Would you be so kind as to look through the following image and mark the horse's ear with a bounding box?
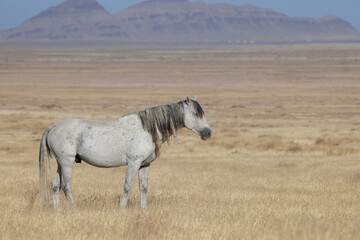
[193,95,198,101]
[185,96,190,104]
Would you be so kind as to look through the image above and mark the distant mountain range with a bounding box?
[1,0,359,44]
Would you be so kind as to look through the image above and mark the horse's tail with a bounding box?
[39,126,54,205]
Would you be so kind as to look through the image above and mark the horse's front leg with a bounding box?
[138,164,150,209]
[120,160,142,207]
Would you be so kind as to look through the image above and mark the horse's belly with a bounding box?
[81,156,127,168]
[77,143,127,168]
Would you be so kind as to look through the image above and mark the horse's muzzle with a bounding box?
[200,128,212,140]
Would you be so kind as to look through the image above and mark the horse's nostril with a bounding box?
[200,129,211,139]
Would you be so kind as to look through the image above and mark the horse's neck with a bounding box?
[156,124,184,144]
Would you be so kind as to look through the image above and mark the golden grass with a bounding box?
[1,44,360,239]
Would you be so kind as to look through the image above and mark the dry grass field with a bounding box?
[1,43,360,239]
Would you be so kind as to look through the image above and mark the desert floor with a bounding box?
[0,43,360,239]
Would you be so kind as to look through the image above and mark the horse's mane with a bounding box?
[137,101,185,157]
[191,100,204,118]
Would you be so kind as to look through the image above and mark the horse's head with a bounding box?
[183,96,211,140]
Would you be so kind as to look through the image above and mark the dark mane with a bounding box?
[191,100,204,118]
[136,101,185,157]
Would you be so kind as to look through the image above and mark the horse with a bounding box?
[39,96,211,208]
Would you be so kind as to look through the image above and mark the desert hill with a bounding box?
[1,0,359,43]
[1,0,124,40]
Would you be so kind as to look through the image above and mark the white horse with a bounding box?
[39,97,211,208]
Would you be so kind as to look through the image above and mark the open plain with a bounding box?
[0,43,360,239]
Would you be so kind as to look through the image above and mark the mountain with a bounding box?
[1,0,125,40]
[0,0,359,43]
[114,0,359,43]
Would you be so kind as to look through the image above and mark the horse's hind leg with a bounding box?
[51,163,61,207]
[60,160,76,207]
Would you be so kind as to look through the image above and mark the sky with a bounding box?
[0,0,359,31]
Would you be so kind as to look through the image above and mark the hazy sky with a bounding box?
[0,0,359,31]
